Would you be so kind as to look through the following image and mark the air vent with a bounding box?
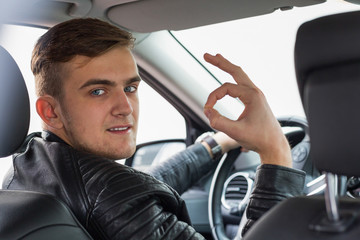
[222,172,253,210]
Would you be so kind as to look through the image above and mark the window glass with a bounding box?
[172,1,360,118]
[137,81,186,144]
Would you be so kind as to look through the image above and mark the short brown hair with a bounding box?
[31,18,135,99]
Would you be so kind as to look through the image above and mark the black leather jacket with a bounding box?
[3,131,305,239]
[242,164,305,237]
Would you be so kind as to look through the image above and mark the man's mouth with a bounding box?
[107,125,132,134]
[108,127,129,131]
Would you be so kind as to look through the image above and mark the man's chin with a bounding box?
[105,148,136,160]
[71,139,137,160]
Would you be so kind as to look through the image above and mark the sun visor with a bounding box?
[1,0,325,32]
[108,0,326,32]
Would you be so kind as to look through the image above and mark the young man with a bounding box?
[3,18,305,239]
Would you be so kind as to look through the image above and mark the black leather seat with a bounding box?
[244,10,360,240]
[0,46,92,240]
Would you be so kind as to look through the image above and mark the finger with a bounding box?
[204,107,242,134]
[204,53,237,75]
[241,147,249,153]
[204,53,252,84]
[205,83,234,108]
[205,82,249,108]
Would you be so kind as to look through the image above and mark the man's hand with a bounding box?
[203,53,292,167]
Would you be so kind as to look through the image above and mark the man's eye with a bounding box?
[124,86,137,93]
[91,89,105,96]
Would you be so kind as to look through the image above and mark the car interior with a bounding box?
[1,0,360,239]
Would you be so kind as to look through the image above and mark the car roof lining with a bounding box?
[108,0,326,32]
[4,0,326,32]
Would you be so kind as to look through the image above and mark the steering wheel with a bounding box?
[208,116,311,240]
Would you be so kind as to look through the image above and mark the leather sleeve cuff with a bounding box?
[253,164,306,198]
[242,164,306,237]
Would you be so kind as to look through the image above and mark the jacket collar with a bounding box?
[16,131,67,154]
[41,130,68,145]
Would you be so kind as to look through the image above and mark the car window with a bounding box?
[171,1,360,119]
[0,24,186,179]
[137,82,186,144]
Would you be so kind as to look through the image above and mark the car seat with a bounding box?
[0,45,93,240]
[244,10,360,240]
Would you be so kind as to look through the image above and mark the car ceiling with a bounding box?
[1,0,329,32]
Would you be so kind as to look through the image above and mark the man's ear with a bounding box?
[36,95,64,129]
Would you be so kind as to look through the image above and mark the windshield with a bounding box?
[172,0,360,118]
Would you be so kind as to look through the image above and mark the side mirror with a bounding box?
[126,140,186,172]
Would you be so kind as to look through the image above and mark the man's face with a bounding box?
[56,46,140,159]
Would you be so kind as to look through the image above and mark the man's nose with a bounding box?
[111,91,133,116]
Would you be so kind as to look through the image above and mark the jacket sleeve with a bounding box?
[241,164,305,237]
[145,143,216,195]
[86,166,206,240]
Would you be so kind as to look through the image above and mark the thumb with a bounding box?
[204,106,238,134]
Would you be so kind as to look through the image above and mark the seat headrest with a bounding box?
[295,11,360,177]
[0,46,30,157]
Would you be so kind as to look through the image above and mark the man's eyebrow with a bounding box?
[126,76,142,85]
[79,76,141,90]
[79,79,116,90]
